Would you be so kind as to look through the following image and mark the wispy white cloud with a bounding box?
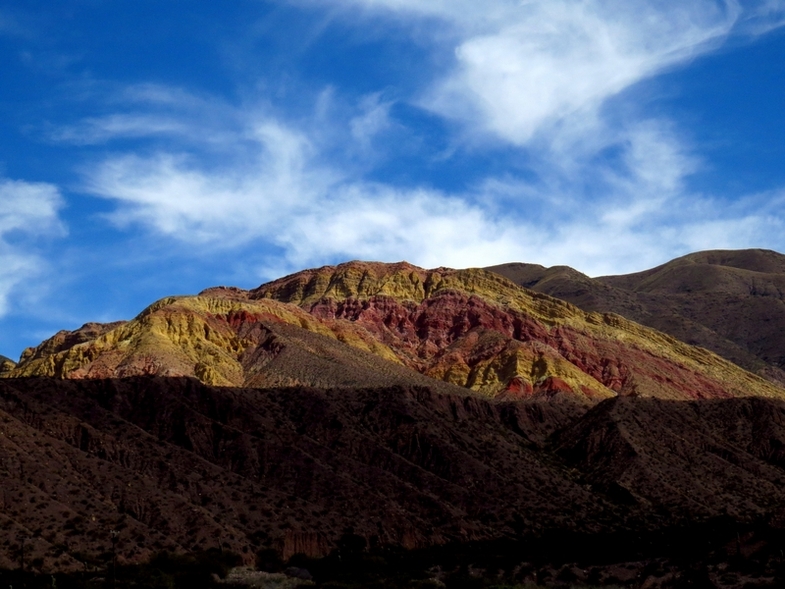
[80,96,785,278]
[48,83,245,147]
[73,1,785,278]
[86,121,335,247]
[350,93,394,149]
[734,0,785,34]
[433,3,735,145]
[0,179,64,316]
[300,0,784,146]
[83,112,521,270]
[51,114,192,145]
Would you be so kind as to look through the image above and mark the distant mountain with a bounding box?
[4,260,783,403]
[488,248,785,386]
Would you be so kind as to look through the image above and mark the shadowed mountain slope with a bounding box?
[3,260,784,403]
[0,377,613,571]
[488,248,785,386]
[553,395,785,525]
[4,377,785,575]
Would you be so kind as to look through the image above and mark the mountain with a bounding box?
[488,248,785,386]
[5,376,785,578]
[0,355,14,372]
[4,254,785,579]
[3,261,784,403]
[1,293,463,395]
[554,395,785,521]
[0,376,610,571]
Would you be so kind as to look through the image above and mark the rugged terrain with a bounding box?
[3,251,785,586]
[4,377,785,577]
[488,248,785,386]
[3,261,783,404]
[0,376,606,570]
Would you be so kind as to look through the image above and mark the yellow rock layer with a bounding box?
[255,262,785,400]
[6,261,785,401]
[4,296,402,388]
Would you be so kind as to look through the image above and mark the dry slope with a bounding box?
[488,248,785,386]
[4,260,784,402]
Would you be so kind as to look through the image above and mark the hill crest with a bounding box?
[4,259,784,403]
[489,248,785,386]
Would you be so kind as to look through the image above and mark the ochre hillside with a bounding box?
[4,260,784,403]
[2,295,460,394]
[489,248,785,386]
[249,261,785,400]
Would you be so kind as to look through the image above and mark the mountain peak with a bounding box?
[4,255,785,403]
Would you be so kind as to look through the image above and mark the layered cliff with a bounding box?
[249,261,785,400]
[5,260,784,403]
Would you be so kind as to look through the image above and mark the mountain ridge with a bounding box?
[488,248,785,386]
[3,250,785,581]
[3,259,784,403]
[5,376,785,574]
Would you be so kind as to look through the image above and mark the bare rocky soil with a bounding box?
[3,376,785,587]
[489,248,785,386]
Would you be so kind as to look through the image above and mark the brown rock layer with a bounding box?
[553,395,785,522]
[0,377,611,570]
[488,248,785,386]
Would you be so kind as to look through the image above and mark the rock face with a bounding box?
[0,355,14,373]
[3,295,463,395]
[250,261,785,401]
[488,248,785,386]
[4,260,785,403]
[553,395,785,522]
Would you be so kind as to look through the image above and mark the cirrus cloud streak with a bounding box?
[0,179,64,316]
[80,102,785,278]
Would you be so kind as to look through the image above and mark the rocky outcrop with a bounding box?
[553,395,785,521]
[0,377,614,570]
[3,296,461,395]
[4,260,785,403]
[252,261,785,401]
[0,354,15,373]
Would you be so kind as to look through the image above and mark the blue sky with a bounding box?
[1,0,785,359]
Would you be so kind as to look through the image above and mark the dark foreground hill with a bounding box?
[5,376,785,585]
[488,248,785,386]
[0,376,598,571]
